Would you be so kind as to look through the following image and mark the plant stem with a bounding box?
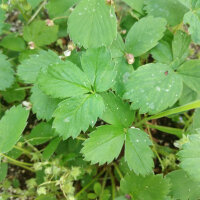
[100,171,108,200]
[112,162,123,179]
[15,86,33,91]
[76,136,86,141]
[75,168,106,198]
[14,145,32,157]
[108,167,115,200]
[6,160,35,172]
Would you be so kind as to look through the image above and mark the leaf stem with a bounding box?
[108,167,115,200]
[112,162,123,179]
[100,171,108,200]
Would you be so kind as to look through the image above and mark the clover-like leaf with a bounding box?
[178,60,200,93]
[67,0,117,48]
[0,53,14,91]
[23,20,58,47]
[81,125,125,165]
[0,105,29,153]
[81,47,116,92]
[37,61,91,99]
[122,0,145,14]
[125,127,154,175]
[53,94,105,139]
[101,92,134,128]
[167,169,200,200]
[144,0,188,26]
[120,173,170,200]
[124,63,183,114]
[125,16,167,57]
[178,132,200,182]
[30,85,60,121]
[17,50,62,84]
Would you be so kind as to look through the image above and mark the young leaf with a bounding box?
[120,173,170,200]
[178,133,200,181]
[167,169,200,200]
[123,63,183,114]
[30,85,60,121]
[178,60,200,93]
[25,122,56,146]
[125,16,167,57]
[0,105,29,153]
[0,163,8,182]
[67,0,117,48]
[81,125,125,165]
[122,0,145,14]
[17,50,62,84]
[23,20,58,47]
[81,47,116,92]
[144,0,188,26]
[184,10,200,44]
[101,92,134,128]
[125,127,154,175]
[37,62,91,99]
[53,94,105,139]
[0,53,14,91]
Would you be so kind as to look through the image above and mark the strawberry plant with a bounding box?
[0,0,200,199]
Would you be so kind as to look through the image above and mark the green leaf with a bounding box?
[0,163,8,182]
[27,0,43,9]
[0,34,26,52]
[37,61,91,98]
[0,53,15,91]
[120,173,170,200]
[144,0,188,26]
[81,47,116,92]
[101,92,134,128]
[0,8,5,34]
[53,94,105,139]
[46,0,79,18]
[122,0,145,14]
[125,16,167,57]
[178,132,200,181]
[67,0,117,48]
[151,40,173,64]
[81,125,125,165]
[178,60,200,93]
[123,63,183,114]
[30,85,60,121]
[172,30,191,65]
[189,108,200,133]
[42,137,61,160]
[167,169,200,200]
[17,49,62,84]
[1,83,26,103]
[0,105,29,153]
[125,127,154,175]
[184,10,200,44]
[23,20,58,47]
[25,122,56,145]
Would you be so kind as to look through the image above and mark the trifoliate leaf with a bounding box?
[1,83,26,103]
[17,49,62,84]
[81,125,125,165]
[0,163,8,182]
[101,92,134,128]
[144,0,188,26]
[113,57,134,97]
[122,0,145,14]
[53,94,105,139]
[120,173,170,200]
[125,127,154,175]
[177,60,200,93]
[172,30,191,65]
[184,10,200,44]
[46,0,79,18]
[125,16,167,57]
[0,53,14,91]
[25,122,56,145]
[123,63,183,114]
[23,20,58,47]
[67,0,117,48]
[167,169,200,200]
[81,47,116,92]
[0,34,26,52]
[178,133,200,181]
[30,85,60,121]
[0,105,29,153]
[151,40,173,64]
[37,61,91,99]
